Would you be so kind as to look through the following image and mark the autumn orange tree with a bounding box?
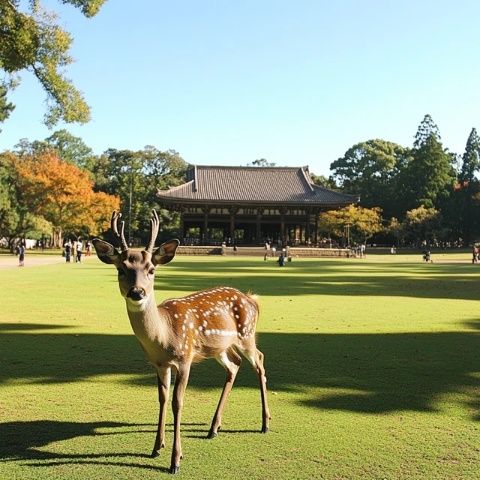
[13,151,119,246]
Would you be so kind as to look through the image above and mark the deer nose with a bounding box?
[127,287,146,301]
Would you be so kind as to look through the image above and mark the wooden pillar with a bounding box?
[256,208,263,242]
[179,209,184,240]
[314,210,319,245]
[203,206,209,244]
[280,207,286,241]
[229,207,236,243]
[305,209,310,243]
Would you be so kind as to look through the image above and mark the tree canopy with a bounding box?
[330,139,410,218]
[318,205,383,244]
[11,151,119,246]
[0,0,106,127]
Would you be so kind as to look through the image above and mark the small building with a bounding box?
[157,165,358,246]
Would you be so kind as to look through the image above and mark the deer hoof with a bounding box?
[261,426,269,434]
[150,449,160,458]
[207,430,218,439]
[169,465,180,474]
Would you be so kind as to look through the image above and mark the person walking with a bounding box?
[64,240,72,263]
[18,242,25,267]
[76,239,83,263]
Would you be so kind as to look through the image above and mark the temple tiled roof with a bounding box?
[158,165,358,206]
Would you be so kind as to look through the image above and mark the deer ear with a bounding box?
[152,239,179,266]
[92,238,119,265]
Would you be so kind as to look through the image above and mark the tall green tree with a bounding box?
[455,128,480,243]
[310,173,337,189]
[44,129,95,169]
[13,131,95,169]
[400,115,455,211]
[330,139,410,218]
[0,152,19,239]
[0,0,106,127]
[91,147,188,243]
[0,82,15,129]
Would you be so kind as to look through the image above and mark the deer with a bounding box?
[92,210,270,474]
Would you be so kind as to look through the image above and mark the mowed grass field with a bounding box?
[1,252,479,479]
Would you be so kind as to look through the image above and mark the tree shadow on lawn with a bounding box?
[152,262,480,301]
[1,324,479,420]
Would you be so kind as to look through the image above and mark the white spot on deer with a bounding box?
[189,322,194,329]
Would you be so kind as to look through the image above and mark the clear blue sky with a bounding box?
[1,0,479,175]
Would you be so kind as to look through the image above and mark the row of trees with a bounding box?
[1,115,478,249]
[329,115,480,246]
[0,130,188,248]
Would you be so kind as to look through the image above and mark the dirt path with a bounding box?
[0,253,96,269]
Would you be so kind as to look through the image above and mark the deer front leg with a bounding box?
[170,363,191,474]
[151,367,171,458]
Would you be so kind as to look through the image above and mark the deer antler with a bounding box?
[146,209,160,254]
[111,211,129,252]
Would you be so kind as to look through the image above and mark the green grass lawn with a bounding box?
[1,254,479,479]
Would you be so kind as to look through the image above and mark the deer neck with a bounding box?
[125,292,171,348]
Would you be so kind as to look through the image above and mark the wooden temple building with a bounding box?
[157,165,358,246]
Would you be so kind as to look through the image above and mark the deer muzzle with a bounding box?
[127,287,146,301]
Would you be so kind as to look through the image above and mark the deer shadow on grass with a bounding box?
[0,420,171,473]
[0,419,210,472]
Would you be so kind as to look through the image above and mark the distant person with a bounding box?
[277,252,285,266]
[85,240,92,256]
[472,246,478,264]
[264,241,270,261]
[18,243,25,267]
[64,240,72,263]
[422,250,431,262]
[76,239,83,263]
[390,245,396,254]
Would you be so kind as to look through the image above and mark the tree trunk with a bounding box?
[52,227,63,248]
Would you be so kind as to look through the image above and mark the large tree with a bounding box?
[318,205,383,245]
[400,115,455,211]
[44,129,95,169]
[0,0,106,127]
[13,151,119,246]
[330,139,410,218]
[0,152,19,239]
[0,82,15,128]
[401,206,443,246]
[455,128,480,243]
[91,146,188,243]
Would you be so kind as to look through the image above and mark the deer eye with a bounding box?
[148,267,156,276]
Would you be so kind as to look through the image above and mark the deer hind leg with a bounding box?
[208,348,242,439]
[240,344,271,433]
[151,367,171,458]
